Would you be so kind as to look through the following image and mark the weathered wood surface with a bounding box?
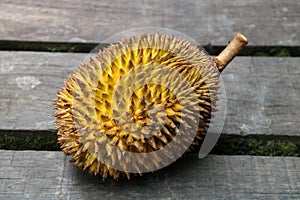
[0,150,299,199]
[0,0,299,46]
[0,51,299,136]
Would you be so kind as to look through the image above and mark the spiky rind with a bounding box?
[54,33,219,180]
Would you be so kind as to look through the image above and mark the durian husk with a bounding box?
[54,32,247,180]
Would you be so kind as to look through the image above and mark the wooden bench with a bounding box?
[1,0,299,199]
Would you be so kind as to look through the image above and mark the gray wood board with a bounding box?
[0,0,299,46]
[0,150,299,199]
[0,51,299,136]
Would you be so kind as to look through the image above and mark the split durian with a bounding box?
[54,32,248,180]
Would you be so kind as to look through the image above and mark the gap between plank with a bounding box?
[0,130,299,157]
[0,40,299,57]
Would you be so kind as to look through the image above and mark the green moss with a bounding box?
[252,48,291,57]
[68,46,76,52]
[273,48,290,57]
[0,134,59,151]
[47,47,57,52]
[248,139,299,156]
[213,136,299,157]
[47,46,76,52]
[253,52,270,57]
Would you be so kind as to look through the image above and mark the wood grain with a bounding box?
[0,51,299,136]
[0,0,299,46]
[0,150,299,199]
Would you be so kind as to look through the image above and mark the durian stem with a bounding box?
[214,32,248,72]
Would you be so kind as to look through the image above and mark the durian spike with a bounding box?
[214,32,248,72]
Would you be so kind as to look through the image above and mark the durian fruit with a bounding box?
[54,32,248,180]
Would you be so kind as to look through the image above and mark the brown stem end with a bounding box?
[215,32,248,72]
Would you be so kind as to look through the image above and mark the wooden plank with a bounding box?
[0,150,299,199]
[222,57,300,136]
[0,0,299,46]
[0,51,299,136]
